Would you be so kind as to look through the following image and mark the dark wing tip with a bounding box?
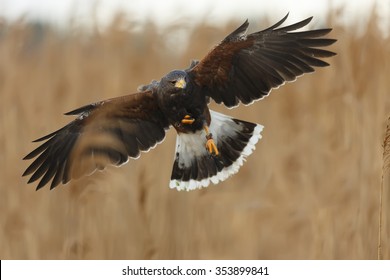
[275,16,313,32]
[317,61,330,67]
[325,50,337,57]
[31,123,73,143]
[23,144,47,160]
[64,103,96,115]
[262,13,289,31]
[22,154,31,161]
[32,132,56,143]
[35,182,45,191]
[22,168,29,176]
[36,180,48,191]
[241,18,249,29]
[224,19,250,42]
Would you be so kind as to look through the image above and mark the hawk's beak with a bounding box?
[175,78,186,89]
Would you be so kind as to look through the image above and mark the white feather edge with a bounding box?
[169,120,263,191]
[66,130,168,183]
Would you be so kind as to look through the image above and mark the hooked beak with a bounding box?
[174,78,186,89]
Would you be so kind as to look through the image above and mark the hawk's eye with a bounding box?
[169,80,176,85]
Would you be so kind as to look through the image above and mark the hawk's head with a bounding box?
[159,70,188,96]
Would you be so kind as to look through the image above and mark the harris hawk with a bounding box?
[23,14,336,191]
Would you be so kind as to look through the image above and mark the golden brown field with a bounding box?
[0,12,390,260]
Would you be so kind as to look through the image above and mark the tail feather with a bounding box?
[169,110,263,191]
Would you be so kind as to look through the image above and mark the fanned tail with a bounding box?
[170,110,263,191]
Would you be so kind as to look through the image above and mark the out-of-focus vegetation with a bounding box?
[0,12,389,259]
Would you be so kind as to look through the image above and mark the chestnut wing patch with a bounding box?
[189,14,336,108]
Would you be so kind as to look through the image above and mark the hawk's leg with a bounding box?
[181,114,195,125]
[204,125,219,156]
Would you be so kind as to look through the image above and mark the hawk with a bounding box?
[23,14,336,191]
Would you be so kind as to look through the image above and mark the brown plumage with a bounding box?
[190,14,336,107]
[23,14,336,191]
[23,92,169,190]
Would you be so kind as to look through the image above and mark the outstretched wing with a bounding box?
[22,90,170,190]
[188,14,336,108]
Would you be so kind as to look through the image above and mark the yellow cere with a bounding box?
[175,78,186,89]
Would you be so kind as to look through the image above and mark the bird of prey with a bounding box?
[22,14,336,191]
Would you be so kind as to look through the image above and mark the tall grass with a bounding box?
[0,12,389,259]
[379,116,390,260]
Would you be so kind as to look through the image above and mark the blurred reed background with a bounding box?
[0,10,389,259]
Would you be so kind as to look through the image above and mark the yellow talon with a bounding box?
[181,119,195,124]
[204,125,219,155]
[206,138,219,156]
[181,114,195,124]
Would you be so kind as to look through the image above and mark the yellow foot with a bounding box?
[181,114,195,125]
[206,138,219,156]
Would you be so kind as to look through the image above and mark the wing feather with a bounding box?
[189,14,336,107]
[23,90,170,190]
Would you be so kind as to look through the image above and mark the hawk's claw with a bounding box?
[181,114,195,125]
[203,125,219,155]
[206,138,219,156]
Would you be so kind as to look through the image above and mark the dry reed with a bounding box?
[0,12,389,259]
[379,116,390,259]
